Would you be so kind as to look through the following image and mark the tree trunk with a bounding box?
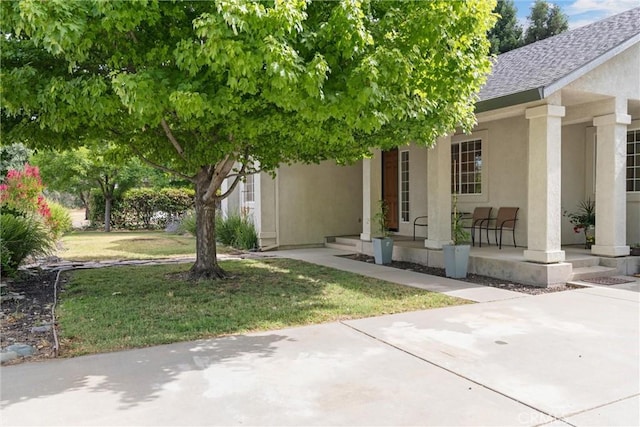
[104,196,112,233]
[189,167,226,279]
[79,192,90,220]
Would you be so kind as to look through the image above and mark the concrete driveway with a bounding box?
[1,252,638,426]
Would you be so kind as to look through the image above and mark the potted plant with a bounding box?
[564,199,595,249]
[443,195,471,278]
[372,200,393,265]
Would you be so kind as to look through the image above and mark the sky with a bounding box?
[513,0,640,29]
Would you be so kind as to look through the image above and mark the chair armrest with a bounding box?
[413,216,428,226]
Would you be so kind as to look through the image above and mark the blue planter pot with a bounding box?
[373,237,393,265]
[443,244,470,278]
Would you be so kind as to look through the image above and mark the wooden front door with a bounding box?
[382,148,399,231]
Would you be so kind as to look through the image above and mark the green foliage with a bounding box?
[0,143,31,180]
[47,201,72,239]
[488,0,523,54]
[0,213,54,277]
[90,187,194,230]
[178,210,197,236]
[564,199,596,229]
[88,189,122,227]
[216,212,258,250]
[452,195,471,245]
[524,0,569,44]
[372,200,390,238]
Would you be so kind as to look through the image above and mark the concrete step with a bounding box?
[565,256,601,269]
[325,242,358,252]
[570,265,618,281]
[334,236,360,246]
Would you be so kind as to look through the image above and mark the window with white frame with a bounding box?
[243,174,255,203]
[451,139,482,194]
[628,129,640,192]
[400,150,409,222]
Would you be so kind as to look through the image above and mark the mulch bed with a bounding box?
[1,269,60,365]
[341,253,581,295]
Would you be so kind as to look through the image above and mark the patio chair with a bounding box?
[464,207,492,247]
[484,207,519,249]
[413,216,428,240]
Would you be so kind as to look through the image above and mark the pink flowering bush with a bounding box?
[0,164,50,218]
[0,164,66,276]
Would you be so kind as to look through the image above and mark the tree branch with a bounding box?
[203,154,236,202]
[160,119,186,160]
[129,144,195,181]
[218,164,248,200]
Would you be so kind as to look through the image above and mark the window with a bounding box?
[243,174,255,203]
[451,139,482,194]
[400,150,409,222]
[628,129,640,192]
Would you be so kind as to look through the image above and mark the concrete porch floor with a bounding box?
[325,235,640,287]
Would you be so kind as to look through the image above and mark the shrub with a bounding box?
[90,187,195,230]
[47,201,72,239]
[216,212,258,250]
[0,214,54,277]
[178,210,197,235]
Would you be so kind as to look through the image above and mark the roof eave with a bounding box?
[475,88,544,113]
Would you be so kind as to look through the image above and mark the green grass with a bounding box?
[58,231,199,261]
[57,258,470,356]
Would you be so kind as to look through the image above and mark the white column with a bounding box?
[360,157,373,241]
[591,110,631,257]
[425,136,452,249]
[524,104,566,263]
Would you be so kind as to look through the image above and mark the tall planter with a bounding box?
[373,237,393,265]
[443,244,470,278]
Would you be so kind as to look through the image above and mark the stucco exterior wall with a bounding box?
[275,161,363,248]
[567,44,640,100]
[454,118,529,246]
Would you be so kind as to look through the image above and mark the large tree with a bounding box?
[524,0,569,44]
[488,0,523,54]
[1,0,496,279]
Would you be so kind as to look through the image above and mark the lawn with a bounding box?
[58,231,199,261]
[57,258,470,356]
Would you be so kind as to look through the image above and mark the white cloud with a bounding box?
[565,0,639,16]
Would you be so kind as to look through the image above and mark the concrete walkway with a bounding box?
[1,248,638,426]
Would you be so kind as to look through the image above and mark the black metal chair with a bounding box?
[483,207,519,249]
[413,216,428,240]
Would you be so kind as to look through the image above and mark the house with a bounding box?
[222,7,640,286]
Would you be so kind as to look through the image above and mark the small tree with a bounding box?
[2,0,496,279]
[524,0,569,44]
[32,145,149,232]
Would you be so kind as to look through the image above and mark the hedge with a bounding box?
[90,187,195,230]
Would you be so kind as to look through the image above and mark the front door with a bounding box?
[382,148,399,231]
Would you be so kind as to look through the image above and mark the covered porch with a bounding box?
[326,235,640,287]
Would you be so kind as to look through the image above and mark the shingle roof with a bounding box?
[477,7,640,110]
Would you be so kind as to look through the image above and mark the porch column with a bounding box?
[591,108,631,256]
[524,104,566,263]
[425,136,452,249]
[361,157,373,241]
